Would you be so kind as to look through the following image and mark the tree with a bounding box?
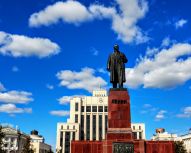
[47,149,54,153]
[0,125,5,153]
[21,137,34,153]
[175,141,187,153]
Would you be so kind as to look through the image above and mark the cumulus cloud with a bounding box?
[155,110,167,121]
[29,0,149,44]
[125,42,191,89]
[177,106,191,118]
[0,90,33,104]
[50,110,70,116]
[0,104,32,114]
[58,95,84,105]
[57,67,107,92]
[175,19,187,29]
[0,31,60,58]
[58,96,71,105]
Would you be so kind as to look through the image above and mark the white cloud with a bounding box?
[29,1,92,27]
[46,84,54,90]
[177,106,191,118]
[0,82,6,91]
[58,96,71,105]
[175,19,187,29]
[12,66,19,72]
[155,110,166,121]
[0,31,60,58]
[161,37,171,47]
[0,90,33,104]
[58,95,85,105]
[0,104,32,114]
[29,0,149,44]
[57,67,107,92]
[50,110,70,116]
[125,42,191,89]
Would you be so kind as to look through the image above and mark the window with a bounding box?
[73,125,75,130]
[105,115,108,133]
[65,132,70,153]
[139,126,141,130]
[60,131,63,147]
[75,114,78,123]
[104,106,108,112]
[86,106,91,112]
[93,115,96,140]
[72,132,75,140]
[81,106,84,112]
[133,132,137,139]
[61,125,63,130]
[75,103,78,111]
[98,106,103,112]
[139,132,142,139]
[133,126,135,130]
[92,106,97,112]
[99,115,102,140]
[67,125,69,129]
[81,115,84,140]
[86,115,90,140]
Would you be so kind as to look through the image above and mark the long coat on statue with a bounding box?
[107,51,128,84]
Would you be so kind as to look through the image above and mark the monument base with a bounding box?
[71,140,175,153]
[71,89,175,153]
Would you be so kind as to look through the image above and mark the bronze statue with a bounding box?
[107,44,128,88]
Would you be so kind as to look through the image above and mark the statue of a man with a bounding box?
[107,44,128,88]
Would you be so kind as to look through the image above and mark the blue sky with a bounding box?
[0,0,191,149]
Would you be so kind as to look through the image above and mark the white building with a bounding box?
[56,89,146,153]
[152,128,178,141]
[2,126,29,153]
[30,130,52,153]
[179,129,191,153]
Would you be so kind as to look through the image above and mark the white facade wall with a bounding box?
[56,89,146,153]
[152,132,178,141]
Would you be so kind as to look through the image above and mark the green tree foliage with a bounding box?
[22,137,34,153]
[175,141,187,153]
[0,126,5,153]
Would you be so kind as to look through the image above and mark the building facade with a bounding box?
[2,126,28,153]
[30,130,52,153]
[152,128,178,141]
[56,89,146,153]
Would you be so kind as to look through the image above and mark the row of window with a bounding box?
[80,114,108,140]
[75,103,108,112]
[112,99,128,104]
[81,106,108,112]
[132,125,142,130]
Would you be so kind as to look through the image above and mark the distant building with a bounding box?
[179,128,191,153]
[2,126,28,153]
[152,128,178,141]
[56,89,146,153]
[30,130,52,153]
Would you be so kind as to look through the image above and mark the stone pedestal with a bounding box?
[71,88,175,153]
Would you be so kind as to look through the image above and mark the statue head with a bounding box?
[114,44,119,52]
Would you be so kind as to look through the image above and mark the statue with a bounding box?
[107,44,128,88]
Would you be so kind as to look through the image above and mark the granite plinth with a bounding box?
[108,89,131,129]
